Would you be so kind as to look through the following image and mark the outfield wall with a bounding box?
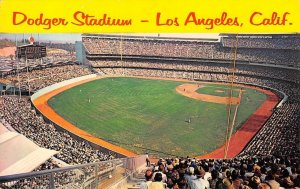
[31,74,97,101]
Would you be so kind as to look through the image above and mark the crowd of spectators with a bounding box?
[240,101,300,157]
[221,36,300,50]
[83,36,300,66]
[0,64,92,91]
[43,53,76,63]
[91,60,300,85]
[141,155,300,189]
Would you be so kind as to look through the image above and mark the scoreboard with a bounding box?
[16,44,47,59]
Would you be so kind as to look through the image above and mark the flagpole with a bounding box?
[16,35,21,101]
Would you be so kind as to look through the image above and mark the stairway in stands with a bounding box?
[124,171,146,189]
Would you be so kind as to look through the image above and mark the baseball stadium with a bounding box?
[0,33,299,189]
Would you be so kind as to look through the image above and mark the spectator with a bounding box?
[140,169,154,189]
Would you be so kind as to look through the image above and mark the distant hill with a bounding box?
[0,39,15,48]
[0,47,16,57]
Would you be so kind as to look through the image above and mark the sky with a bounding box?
[0,33,220,43]
[0,34,82,43]
[0,33,219,43]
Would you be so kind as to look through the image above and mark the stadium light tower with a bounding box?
[224,34,242,159]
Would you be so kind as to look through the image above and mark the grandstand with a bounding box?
[83,34,300,67]
[0,34,299,188]
[220,34,300,50]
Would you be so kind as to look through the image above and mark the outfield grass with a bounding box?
[48,77,267,157]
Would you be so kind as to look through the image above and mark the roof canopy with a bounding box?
[0,123,58,176]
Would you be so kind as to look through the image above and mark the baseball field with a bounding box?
[48,77,267,157]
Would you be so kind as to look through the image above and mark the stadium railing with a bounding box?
[0,155,146,189]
